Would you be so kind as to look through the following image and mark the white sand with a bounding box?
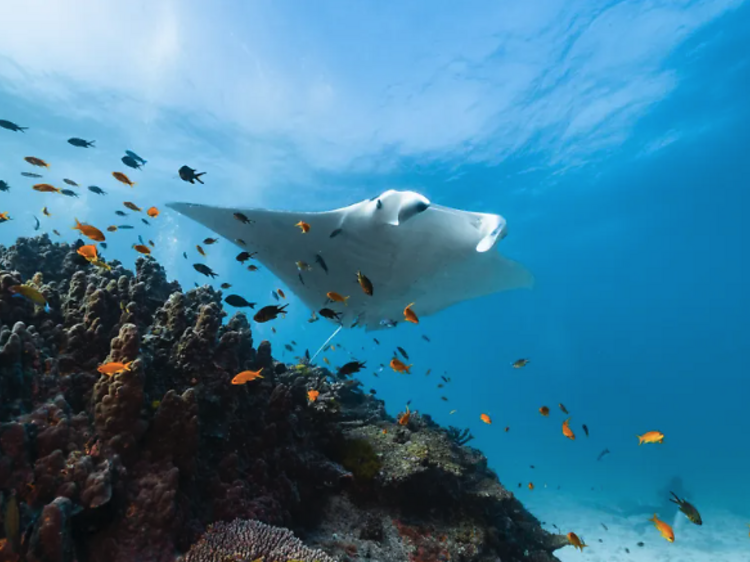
[528,495,750,561]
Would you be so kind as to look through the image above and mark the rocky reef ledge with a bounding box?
[0,235,566,562]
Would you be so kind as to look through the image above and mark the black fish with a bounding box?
[0,119,27,132]
[330,228,343,238]
[422,335,431,342]
[376,199,383,209]
[121,155,141,169]
[406,399,412,406]
[271,290,279,301]
[88,185,106,195]
[441,396,448,401]
[669,492,703,525]
[138,235,145,245]
[559,403,569,415]
[32,215,40,231]
[183,252,188,259]
[233,212,253,224]
[397,346,409,360]
[441,375,449,383]
[0,180,10,192]
[369,389,376,394]
[141,218,150,225]
[204,238,218,245]
[315,254,328,274]
[253,303,288,323]
[224,294,256,308]
[597,448,610,461]
[100,242,108,249]
[236,251,255,263]
[115,210,127,216]
[582,424,589,437]
[60,189,78,197]
[193,263,217,278]
[235,238,247,246]
[637,542,644,547]
[63,178,79,186]
[221,283,231,289]
[298,273,305,286]
[338,361,366,376]
[67,137,94,147]
[601,523,608,531]
[284,344,293,352]
[178,165,206,184]
[319,308,342,321]
[373,338,380,345]
[21,172,42,178]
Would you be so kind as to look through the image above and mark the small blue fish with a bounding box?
[33,215,40,231]
[183,252,187,259]
[272,290,279,301]
[118,225,134,230]
[141,218,150,226]
[380,319,397,329]
[125,150,147,165]
[100,242,108,249]
[88,185,106,195]
[315,254,329,274]
[138,235,145,245]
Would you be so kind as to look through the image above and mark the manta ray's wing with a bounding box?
[167,190,532,330]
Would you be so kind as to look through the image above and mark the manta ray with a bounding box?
[167,190,533,333]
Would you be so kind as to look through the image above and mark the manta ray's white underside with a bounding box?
[167,190,533,331]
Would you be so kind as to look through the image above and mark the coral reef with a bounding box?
[0,235,566,562]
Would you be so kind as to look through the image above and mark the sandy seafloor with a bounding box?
[528,494,749,561]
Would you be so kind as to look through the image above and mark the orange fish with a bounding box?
[97,361,133,376]
[25,156,49,168]
[231,368,264,385]
[566,532,587,551]
[0,212,10,222]
[398,406,411,426]
[404,302,419,324]
[123,202,141,212]
[390,357,412,374]
[295,220,310,233]
[196,245,206,257]
[77,244,98,261]
[112,171,136,187]
[649,514,674,542]
[73,219,106,241]
[539,406,550,416]
[528,482,534,490]
[326,291,348,305]
[146,206,159,218]
[637,431,664,445]
[307,389,319,402]
[323,357,330,365]
[106,225,118,232]
[133,244,151,255]
[33,183,60,193]
[278,289,286,299]
[562,417,576,440]
[480,413,492,424]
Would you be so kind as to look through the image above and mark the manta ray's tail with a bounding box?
[310,325,343,364]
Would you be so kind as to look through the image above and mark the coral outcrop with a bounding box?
[0,235,566,562]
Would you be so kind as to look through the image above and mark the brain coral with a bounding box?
[184,518,337,562]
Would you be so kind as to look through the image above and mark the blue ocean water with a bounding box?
[1,1,748,560]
